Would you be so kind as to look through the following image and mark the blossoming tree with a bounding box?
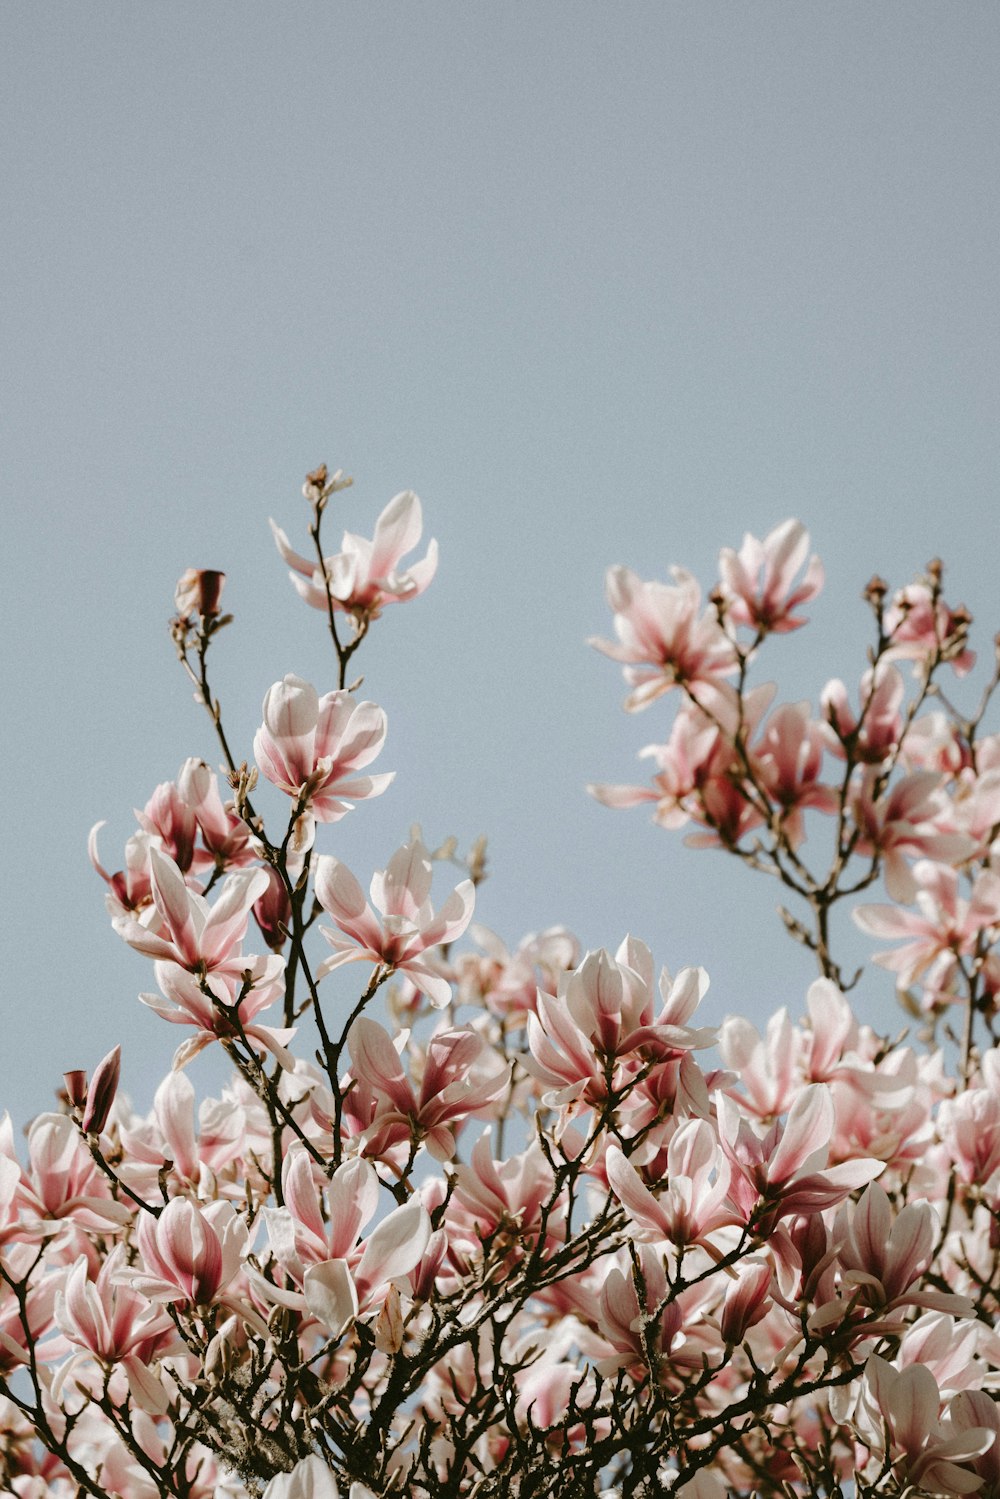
[2,467,999,1499]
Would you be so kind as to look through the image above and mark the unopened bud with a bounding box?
[304,463,328,500]
[863,575,888,606]
[720,1258,772,1346]
[81,1045,121,1135]
[175,569,226,619]
[374,1284,404,1354]
[467,835,489,885]
[203,1315,238,1384]
[226,762,259,815]
[253,865,292,951]
[63,1070,88,1109]
[926,557,944,586]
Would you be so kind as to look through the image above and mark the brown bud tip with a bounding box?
[175,569,226,619]
[863,575,888,604]
[63,1070,88,1109]
[926,557,944,584]
[81,1044,121,1135]
[306,463,328,490]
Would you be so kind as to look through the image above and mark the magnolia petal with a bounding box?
[303,1259,358,1337]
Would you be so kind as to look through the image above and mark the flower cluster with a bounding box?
[3,481,1000,1499]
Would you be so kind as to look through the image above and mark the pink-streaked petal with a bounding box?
[356,1198,431,1297]
[767,1084,834,1185]
[348,1018,413,1113]
[369,491,424,577]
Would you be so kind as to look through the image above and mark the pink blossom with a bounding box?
[447,1132,561,1254]
[590,565,737,710]
[134,779,197,874]
[139,956,292,1071]
[950,1390,1000,1495]
[252,863,293,950]
[53,1248,177,1413]
[254,675,393,822]
[822,665,905,765]
[177,757,255,872]
[752,700,838,848]
[113,846,270,979]
[258,1149,431,1335]
[901,710,971,775]
[717,519,823,634]
[451,924,579,1026]
[347,1017,509,1161]
[718,1083,883,1232]
[832,1183,970,1321]
[524,944,714,1110]
[719,1256,773,1345]
[849,769,973,902]
[12,1113,130,1234]
[938,1081,1000,1188]
[88,824,154,919]
[119,1071,246,1198]
[718,1008,799,1119]
[80,1045,121,1136]
[606,1120,735,1249]
[854,859,1000,994]
[129,1198,250,1313]
[262,1455,377,1499]
[271,490,437,618]
[590,683,773,848]
[859,1356,993,1494]
[884,581,975,677]
[315,839,474,1006]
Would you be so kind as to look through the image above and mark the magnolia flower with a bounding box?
[718,1083,883,1233]
[254,675,393,822]
[262,1454,376,1499]
[849,769,972,903]
[883,582,975,677]
[125,1199,265,1334]
[113,847,270,979]
[606,1120,736,1249]
[590,565,737,710]
[80,1046,121,1136]
[857,1356,993,1494]
[717,519,823,634]
[140,957,292,1071]
[822,666,905,765]
[53,1248,177,1414]
[347,1017,509,1161]
[257,1150,431,1336]
[854,859,1000,994]
[316,839,474,1006]
[271,490,437,618]
[752,700,838,847]
[525,944,714,1109]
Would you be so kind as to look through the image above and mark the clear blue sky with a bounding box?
[3,6,998,1130]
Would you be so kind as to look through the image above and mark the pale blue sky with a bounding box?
[3,6,998,1130]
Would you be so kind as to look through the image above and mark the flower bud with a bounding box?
[63,1070,88,1109]
[175,568,226,619]
[720,1257,772,1346]
[303,463,328,502]
[81,1045,121,1134]
[253,865,292,950]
